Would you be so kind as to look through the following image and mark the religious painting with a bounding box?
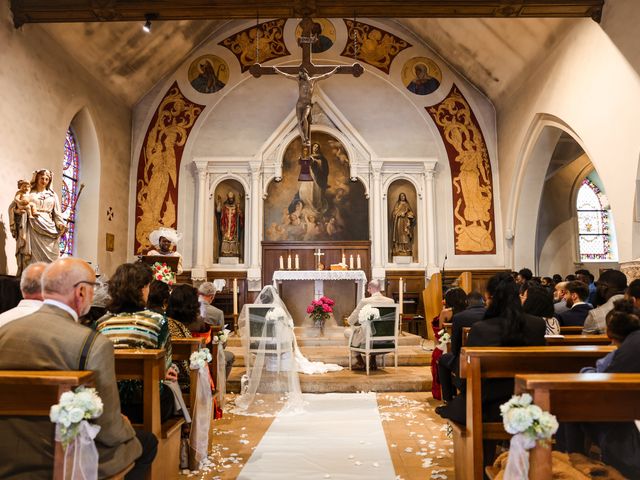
[294,18,335,53]
[218,18,290,73]
[134,82,205,254]
[213,179,245,263]
[188,55,229,94]
[387,180,418,262]
[264,132,368,242]
[340,20,411,74]
[426,85,496,254]
[402,57,441,96]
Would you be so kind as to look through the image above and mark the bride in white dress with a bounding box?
[234,286,342,416]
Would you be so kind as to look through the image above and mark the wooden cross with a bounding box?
[249,17,363,153]
[313,248,325,270]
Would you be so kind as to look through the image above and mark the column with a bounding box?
[371,166,385,281]
[192,162,208,281]
[247,164,262,290]
[425,167,439,276]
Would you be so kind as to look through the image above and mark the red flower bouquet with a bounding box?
[306,296,335,330]
[153,262,175,286]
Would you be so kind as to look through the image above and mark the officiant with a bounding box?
[147,227,183,274]
[345,279,394,371]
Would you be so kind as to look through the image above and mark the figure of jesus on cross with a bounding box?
[250,17,363,173]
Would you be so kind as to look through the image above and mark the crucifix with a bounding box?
[313,248,325,270]
[250,17,363,180]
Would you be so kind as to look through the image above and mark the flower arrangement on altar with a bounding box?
[189,348,212,370]
[499,393,559,478]
[49,386,104,447]
[152,261,175,285]
[306,296,335,329]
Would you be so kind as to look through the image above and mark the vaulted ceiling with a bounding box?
[14,0,601,106]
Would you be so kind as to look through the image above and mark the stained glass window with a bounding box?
[577,177,614,261]
[59,128,79,256]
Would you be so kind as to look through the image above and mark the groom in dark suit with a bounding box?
[556,280,593,326]
[0,258,156,479]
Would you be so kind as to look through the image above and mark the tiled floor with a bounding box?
[178,392,454,480]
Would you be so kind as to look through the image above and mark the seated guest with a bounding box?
[521,284,560,335]
[432,287,468,400]
[80,279,110,327]
[516,268,533,285]
[0,258,156,479]
[553,281,570,315]
[96,263,178,424]
[583,270,627,334]
[0,262,46,328]
[436,273,546,464]
[147,279,171,315]
[438,291,486,402]
[559,301,640,478]
[575,268,597,305]
[345,279,394,371]
[555,280,593,327]
[625,278,640,309]
[198,281,225,328]
[147,227,183,274]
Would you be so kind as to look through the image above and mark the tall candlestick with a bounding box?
[357,254,361,270]
[287,254,292,270]
[342,253,346,265]
[279,255,284,270]
[398,277,404,315]
[295,254,299,270]
[233,278,238,315]
[349,254,354,270]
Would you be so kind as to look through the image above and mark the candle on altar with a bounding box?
[279,255,284,270]
[295,254,300,270]
[349,254,354,270]
[398,277,404,315]
[341,253,346,265]
[233,278,238,315]
[287,254,292,270]
[357,254,361,270]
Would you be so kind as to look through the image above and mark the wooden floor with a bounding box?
[178,392,454,480]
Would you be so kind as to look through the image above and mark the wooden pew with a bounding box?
[515,373,640,480]
[455,345,616,480]
[545,334,611,346]
[559,326,583,335]
[171,337,206,412]
[0,371,134,479]
[114,349,185,480]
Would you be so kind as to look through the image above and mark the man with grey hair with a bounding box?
[0,262,46,328]
[0,258,156,479]
[345,279,394,370]
[198,281,225,328]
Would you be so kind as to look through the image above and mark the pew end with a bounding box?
[171,337,207,412]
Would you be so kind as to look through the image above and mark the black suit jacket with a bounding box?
[450,305,486,358]
[606,330,640,373]
[556,303,593,327]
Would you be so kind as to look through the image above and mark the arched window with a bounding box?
[59,128,80,256]
[576,177,616,261]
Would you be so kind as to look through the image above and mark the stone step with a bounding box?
[226,344,434,368]
[226,365,432,394]
[225,330,425,347]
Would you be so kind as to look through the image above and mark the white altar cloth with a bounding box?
[272,270,368,301]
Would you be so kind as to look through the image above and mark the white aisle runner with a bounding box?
[238,393,396,480]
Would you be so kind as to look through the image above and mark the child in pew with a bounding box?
[557,300,640,479]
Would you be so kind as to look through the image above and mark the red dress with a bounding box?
[430,316,443,400]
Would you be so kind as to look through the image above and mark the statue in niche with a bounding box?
[216,191,244,258]
[391,192,415,257]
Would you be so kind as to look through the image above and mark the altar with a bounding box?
[272,269,368,326]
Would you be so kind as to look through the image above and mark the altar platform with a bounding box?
[225,326,433,394]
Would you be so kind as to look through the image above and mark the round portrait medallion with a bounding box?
[188,55,229,94]
[401,57,442,96]
[294,18,336,54]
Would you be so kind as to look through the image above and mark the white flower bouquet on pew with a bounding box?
[500,393,559,479]
[189,348,212,370]
[49,386,103,480]
[436,329,451,351]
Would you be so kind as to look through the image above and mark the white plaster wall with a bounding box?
[132,18,504,272]
[0,1,132,276]
[499,18,640,269]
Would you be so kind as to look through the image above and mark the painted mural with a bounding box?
[340,20,411,74]
[402,57,441,96]
[426,85,496,254]
[218,18,290,73]
[134,83,205,254]
[294,18,335,53]
[264,132,368,242]
[188,55,229,94]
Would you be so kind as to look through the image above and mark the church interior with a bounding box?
[1,0,640,478]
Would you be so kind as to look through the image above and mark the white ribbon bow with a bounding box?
[58,420,101,480]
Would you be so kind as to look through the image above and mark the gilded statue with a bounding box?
[391,192,415,257]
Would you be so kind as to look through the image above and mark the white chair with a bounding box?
[245,304,294,374]
[348,303,399,375]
